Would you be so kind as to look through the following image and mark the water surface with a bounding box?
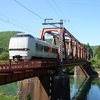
[70,77,100,100]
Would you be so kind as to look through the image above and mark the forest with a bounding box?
[0,31,21,59]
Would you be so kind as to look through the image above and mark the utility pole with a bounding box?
[43,19,70,100]
[42,19,63,74]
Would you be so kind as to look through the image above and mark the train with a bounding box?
[9,33,62,60]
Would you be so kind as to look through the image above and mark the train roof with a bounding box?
[11,33,58,48]
[13,33,34,38]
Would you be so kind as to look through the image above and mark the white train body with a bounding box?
[9,33,59,60]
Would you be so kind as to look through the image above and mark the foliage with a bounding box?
[63,66,74,74]
[0,52,9,59]
[25,93,31,100]
[0,92,17,100]
[0,31,21,50]
[94,46,100,59]
[0,31,31,99]
[90,59,96,65]
[91,45,100,67]
[46,38,58,45]
[0,31,21,59]
[91,46,98,55]
[91,78,100,89]
[83,43,90,49]
[0,82,17,100]
[0,82,17,95]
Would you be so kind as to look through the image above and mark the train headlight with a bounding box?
[24,48,29,51]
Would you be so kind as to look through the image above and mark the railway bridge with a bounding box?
[0,27,91,100]
[0,27,88,85]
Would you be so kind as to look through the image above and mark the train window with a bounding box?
[24,34,34,39]
[63,50,65,55]
[13,34,34,39]
[38,44,42,51]
[9,48,30,51]
[49,47,52,53]
[52,48,57,53]
[44,46,48,52]
[41,45,44,51]
[36,43,39,51]
[13,35,20,37]
[36,43,42,51]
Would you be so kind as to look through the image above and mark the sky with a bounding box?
[0,0,100,46]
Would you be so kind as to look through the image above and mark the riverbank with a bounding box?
[96,70,100,77]
[92,67,100,77]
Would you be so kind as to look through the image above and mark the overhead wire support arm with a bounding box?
[42,18,63,28]
[42,19,64,74]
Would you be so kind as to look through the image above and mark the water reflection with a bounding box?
[70,77,88,99]
[40,75,100,100]
[0,75,100,100]
[49,75,70,100]
[70,77,100,100]
[87,78,100,100]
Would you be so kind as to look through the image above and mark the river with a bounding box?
[70,77,100,100]
[0,75,100,100]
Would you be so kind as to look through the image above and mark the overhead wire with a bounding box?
[0,17,38,34]
[52,0,79,38]
[14,0,44,20]
[53,0,100,7]
[0,13,39,32]
[5,0,78,37]
[52,0,71,29]
[52,0,66,18]
[46,0,62,19]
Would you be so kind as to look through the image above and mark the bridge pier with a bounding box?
[17,81,23,100]
[50,74,70,100]
[16,74,70,100]
[16,76,49,100]
[74,65,89,78]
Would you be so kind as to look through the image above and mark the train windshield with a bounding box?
[13,34,34,39]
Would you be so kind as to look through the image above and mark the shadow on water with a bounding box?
[70,77,100,100]
[50,74,70,100]
[71,77,91,100]
[39,74,91,100]
[39,74,70,100]
[83,62,98,77]
[39,74,100,100]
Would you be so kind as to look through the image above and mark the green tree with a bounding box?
[94,46,100,59]
[0,52,9,59]
[0,31,21,59]
[0,92,17,100]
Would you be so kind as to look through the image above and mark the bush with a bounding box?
[0,52,9,60]
[90,59,96,65]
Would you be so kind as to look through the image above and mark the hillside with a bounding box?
[0,31,21,59]
[0,31,21,50]
[91,45,99,54]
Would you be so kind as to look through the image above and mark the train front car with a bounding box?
[9,33,35,60]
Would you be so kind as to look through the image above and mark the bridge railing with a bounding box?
[0,58,87,73]
[0,59,58,72]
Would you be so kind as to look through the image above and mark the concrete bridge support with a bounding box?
[74,65,89,78]
[51,74,70,100]
[16,74,70,100]
[16,77,49,100]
